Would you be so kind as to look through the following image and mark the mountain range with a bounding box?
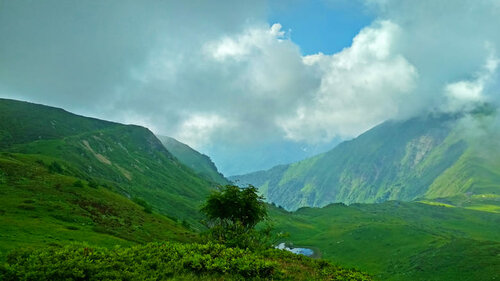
[232,106,500,211]
[1,98,498,280]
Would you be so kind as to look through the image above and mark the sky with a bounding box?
[1,0,499,175]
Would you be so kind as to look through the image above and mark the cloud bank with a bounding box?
[1,0,499,174]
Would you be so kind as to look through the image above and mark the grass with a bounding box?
[7,125,215,227]
[0,152,374,280]
[0,153,196,261]
[421,193,500,213]
[269,201,500,281]
[0,98,217,228]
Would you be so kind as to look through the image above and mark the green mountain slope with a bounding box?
[233,111,500,210]
[0,99,374,280]
[0,152,194,260]
[0,153,372,281]
[0,99,214,226]
[270,201,500,281]
[158,135,229,185]
[0,98,119,148]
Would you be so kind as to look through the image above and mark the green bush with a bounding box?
[48,161,63,174]
[73,180,84,188]
[0,242,373,281]
[1,243,275,280]
[88,180,98,189]
[132,197,153,213]
[201,185,270,249]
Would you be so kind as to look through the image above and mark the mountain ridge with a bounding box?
[232,110,500,210]
[157,135,229,185]
[0,98,215,225]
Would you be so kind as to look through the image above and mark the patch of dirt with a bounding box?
[82,140,112,165]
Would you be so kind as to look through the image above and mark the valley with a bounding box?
[270,201,500,281]
[2,1,500,280]
[0,98,499,281]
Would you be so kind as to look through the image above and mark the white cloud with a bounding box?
[445,81,484,104]
[175,114,232,149]
[362,0,500,111]
[443,49,499,112]
[205,23,287,62]
[196,21,419,144]
[277,21,418,142]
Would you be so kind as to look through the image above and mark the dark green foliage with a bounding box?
[0,242,372,281]
[202,185,267,230]
[48,161,63,174]
[87,179,98,189]
[132,197,153,214]
[73,180,84,188]
[181,219,191,229]
[201,185,270,248]
[17,204,35,211]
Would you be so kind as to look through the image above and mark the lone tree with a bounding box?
[201,184,268,248]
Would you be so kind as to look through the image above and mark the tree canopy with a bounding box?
[201,184,268,248]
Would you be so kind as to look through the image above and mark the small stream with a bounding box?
[275,243,314,257]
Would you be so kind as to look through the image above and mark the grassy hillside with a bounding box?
[0,152,195,261]
[0,98,119,148]
[0,99,373,280]
[233,111,500,210]
[2,98,497,280]
[0,152,372,280]
[270,201,500,281]
[158,135,229,185]
[0,99,215,227]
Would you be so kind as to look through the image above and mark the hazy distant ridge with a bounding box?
[158,135,229,185]
[232,109,500,210]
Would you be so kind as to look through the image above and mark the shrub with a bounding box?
[132,197,153,213]
[0,242,373,281]
[48,161,63,174]
[201,185,270,249]
[88,180,98,189]
[0,243,277,280]
[17,204,35,211]
[73,180,84,188]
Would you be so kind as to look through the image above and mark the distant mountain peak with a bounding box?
[157,135,229,185]
[232,112,500,210]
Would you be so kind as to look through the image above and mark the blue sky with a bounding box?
[268,0,374,55]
